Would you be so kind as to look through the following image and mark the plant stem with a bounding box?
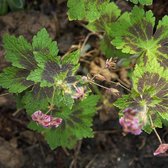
[88,80,111,90]
[108,79,131,92]
[46,86,56,114]
[81,32,101,52]
[90,71,131,92]
[149,115,162,144]
[0,93,10,97]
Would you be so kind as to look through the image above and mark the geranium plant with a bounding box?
[0,28,99,149]
[0,0,168,156]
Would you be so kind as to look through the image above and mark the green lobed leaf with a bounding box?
[85,2,130,59]
[111,6,168,68]
[67,0,122,24]
[28,29,80,88]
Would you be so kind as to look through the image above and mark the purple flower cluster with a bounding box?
[31,110,62,128]
[119,108,142,135]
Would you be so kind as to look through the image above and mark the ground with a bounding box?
[0,0,168,167]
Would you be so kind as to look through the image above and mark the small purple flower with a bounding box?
[31,110,62,128]
[72,87,85,99]
[119,108,142,135]
[105,58,116,69]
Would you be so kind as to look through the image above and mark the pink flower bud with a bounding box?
[154,144,168,156]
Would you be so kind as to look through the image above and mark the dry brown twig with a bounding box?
[69,140,82,168]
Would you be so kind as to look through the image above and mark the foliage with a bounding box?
[1,0,168,154]
[111,5,168,134]
[0,28,99,149]
[110,6,168,68]
[68,0,168,139]
[114,58,168,133]
[67,0,129,58]
[129,0,153,5]
[29,95,99,149]
[0,0,25,15]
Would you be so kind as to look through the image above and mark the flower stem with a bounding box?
[90,73,131,92]
[88,80,111,91]
[46,86,56,114]
[149,115,162,144]
[108,80,131,92]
